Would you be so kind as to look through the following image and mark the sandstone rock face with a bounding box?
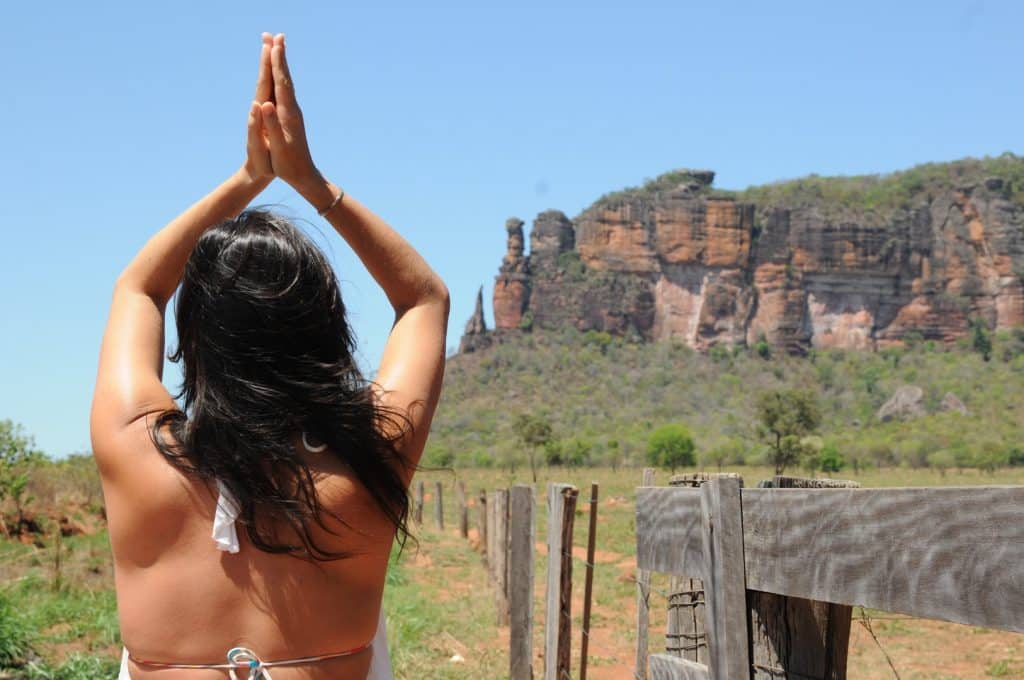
[530,210,575,262]
[462,160,1024,354]
[877,386,927,422]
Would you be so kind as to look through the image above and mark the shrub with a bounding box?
[472,451,495,468]
[818,444,845,474]
[754,334,772,360]
[423,445,454,468]
[543,440,564,466]
[646,425,696,472]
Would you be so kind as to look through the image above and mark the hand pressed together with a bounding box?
[245,33,320,190]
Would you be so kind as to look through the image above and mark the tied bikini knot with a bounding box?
[227,647,273,680]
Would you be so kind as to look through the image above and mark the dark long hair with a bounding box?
[152,209,412,560]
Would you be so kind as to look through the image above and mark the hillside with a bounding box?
[430,328,1024,472]
[461,154,1024,355]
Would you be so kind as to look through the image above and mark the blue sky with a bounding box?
[2,0,1021,457]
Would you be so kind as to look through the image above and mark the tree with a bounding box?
[565,439,592,468]
[0,420,44,535]
[756,390,821,474]
[513,414,553,483]
[646,425,696,473]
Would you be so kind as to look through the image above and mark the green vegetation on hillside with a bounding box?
[586,153,1024,225]
[433,328,1024,473]
[737,153,1024,223]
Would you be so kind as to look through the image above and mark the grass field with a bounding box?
[1,465,1023,678]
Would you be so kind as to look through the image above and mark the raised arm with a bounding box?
[90,37,276,478]
[259,35,449,473]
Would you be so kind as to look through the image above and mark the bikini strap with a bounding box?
[129,641,372,679]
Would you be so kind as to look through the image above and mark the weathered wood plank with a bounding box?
[509,485,535,680]
[749,592,849,679]
[494,488,510,626]
[665,475,729,664]
[636,487,705,579]
[649,654,709,680]
[750,476,857,680]
[700,477,750,680]
[544,483,577,680]
[635,468,655,680]
[742,486,1024,633]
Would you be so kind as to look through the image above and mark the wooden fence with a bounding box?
[420,478,599,680]
[634,470,1024,680]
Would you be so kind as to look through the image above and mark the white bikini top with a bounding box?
[212,433,327,554]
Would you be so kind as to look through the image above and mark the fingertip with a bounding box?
[260,101,276,117]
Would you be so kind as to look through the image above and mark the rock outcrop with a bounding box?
[877,386,927,422]
[458,286,491,354]
[940,392,969,415]
[493,218,530,330]
[465,157,1024,354]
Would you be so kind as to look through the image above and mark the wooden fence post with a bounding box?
[700,477,750,680]
[748,476,859,679]
[495,488,510,626]
[414,480,424,524]
[635,468,655,679]
[478,490,488,560]
[457,481,469,539]
[509,485,536,680]
[580,482,599,680]
[664,473,741,665]
[544,483,578,680]
[434,480,444,531]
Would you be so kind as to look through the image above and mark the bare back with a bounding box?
[105,420,395,680]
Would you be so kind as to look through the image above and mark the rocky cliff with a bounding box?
[461,156,1024,354]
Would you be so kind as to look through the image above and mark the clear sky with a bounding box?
[2,0,1021,457]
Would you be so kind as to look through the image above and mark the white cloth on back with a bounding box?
[213,480,241,553]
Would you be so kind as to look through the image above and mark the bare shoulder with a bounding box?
[97,418,207,564]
